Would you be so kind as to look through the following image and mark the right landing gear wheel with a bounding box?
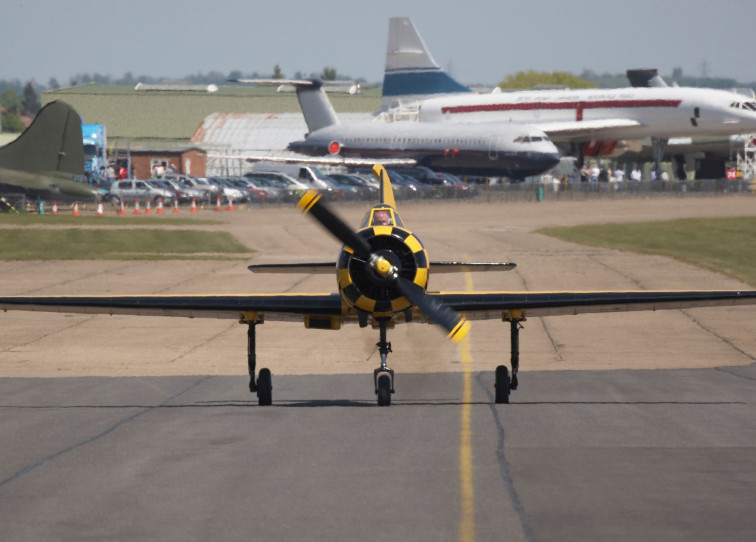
[495,365,510,404]
[377,374,392,406]
[257,368,272,406]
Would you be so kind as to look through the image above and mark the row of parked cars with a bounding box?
[105,165,476,206]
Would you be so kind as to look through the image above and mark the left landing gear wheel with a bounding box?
[495,365,510,404]
[257,368,272,406]
[245,320,272,405]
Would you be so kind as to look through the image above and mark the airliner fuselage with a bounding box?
[289,120,561,178]
[417,87,756,142]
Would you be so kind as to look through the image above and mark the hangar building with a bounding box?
[41,83,381,179]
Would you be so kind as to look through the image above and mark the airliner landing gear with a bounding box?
[496,317,523,404]
[246,320,272,406]
[374,318,395,406]
[651,137,668,180]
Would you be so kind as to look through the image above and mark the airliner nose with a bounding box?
[526,151,561,172]
[543,152,562,169]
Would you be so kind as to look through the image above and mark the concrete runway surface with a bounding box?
[1,195,755,540]
[1,369,755,541]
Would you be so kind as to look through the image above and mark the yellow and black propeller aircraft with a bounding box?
[2,164,756,406]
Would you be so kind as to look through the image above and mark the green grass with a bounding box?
[0,229,252,260]
[0,214,222,226]
[539,217,756,287]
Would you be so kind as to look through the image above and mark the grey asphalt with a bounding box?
[2,366,756,542]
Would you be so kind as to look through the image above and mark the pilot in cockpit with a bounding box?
[371,209,392,226]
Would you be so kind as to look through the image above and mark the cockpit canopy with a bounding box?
[730,101,756,112]
[361,205,404,228]
[513,135,551,143]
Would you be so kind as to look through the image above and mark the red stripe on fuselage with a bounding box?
[440,99,682,115]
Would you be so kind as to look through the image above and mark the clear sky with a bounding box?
[3,0,755,86]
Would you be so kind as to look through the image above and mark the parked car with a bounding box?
[389,166,451,198]
[151,179,204,204]
[108,179,175,206]
[384,169,428,199]
[204,177,248,203]
[434,172,476,197]
[158,173,219,204]
[252,163,343,200]
[244,171,309,200]
[328,173,378,200]
[241,174,293,203]
[224,176,269,203]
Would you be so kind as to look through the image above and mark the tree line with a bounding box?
[2,66,754,133]
[0,66,347,132]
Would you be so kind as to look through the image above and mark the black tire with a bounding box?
[377,374,391,406]
[110,195,121,206]
[257,368,272,406]
[495,365,510,404]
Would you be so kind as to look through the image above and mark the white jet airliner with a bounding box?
[381,17,756,172]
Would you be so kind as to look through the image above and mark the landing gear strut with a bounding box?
[496,316,523,404]
[246,320,272,406]
[373,318,395,406]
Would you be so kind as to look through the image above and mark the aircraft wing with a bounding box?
[223,154,418,168]
[248,262,517,273]
[2,289,754,324]
[538,119,642,141]
[431,290,756,320]
[0,294,343,323]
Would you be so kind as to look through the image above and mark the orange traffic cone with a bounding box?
[226,197,234,211]
[215,196,222,212]
[173,199,180,213]
[191,197,198,213]
[72,201,80,217]
[133,199,142,215]
[51,201,58,215]
[157,197,164,214]
[145,199,152,214]
[117,200,126,215]
[97,200,104,216]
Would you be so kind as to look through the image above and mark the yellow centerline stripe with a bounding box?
[459,269,475,542]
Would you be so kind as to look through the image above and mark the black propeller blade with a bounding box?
[297,190,372,258]
[296,189,470,342]
[395,277,470,342]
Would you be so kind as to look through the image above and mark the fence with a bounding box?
[469,178,756,203]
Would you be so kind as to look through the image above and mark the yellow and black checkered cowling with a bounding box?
[337,225,429,316]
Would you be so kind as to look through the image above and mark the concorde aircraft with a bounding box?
[232,78,561,178]
[381,17,756,172]
[1,164,755,406]
[0,101,100,200]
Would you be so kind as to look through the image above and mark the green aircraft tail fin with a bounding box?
[0,101,84,176]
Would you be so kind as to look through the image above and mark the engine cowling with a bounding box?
[337,225,429,316]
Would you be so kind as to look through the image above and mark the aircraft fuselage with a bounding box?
[0,167,99,200]
[289,121,561,178]
[417,87,756,142]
